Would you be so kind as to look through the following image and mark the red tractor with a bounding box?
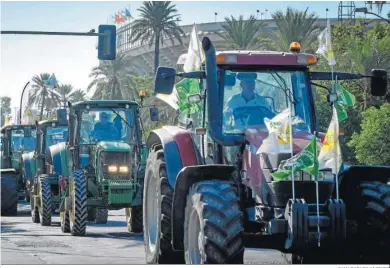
[142,37,389,264]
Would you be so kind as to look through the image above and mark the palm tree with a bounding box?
[264,7,320,52]
[69,89,87,103]
[219,15,267,50]
[130,1,184,73]
[56,84,87,106]
[28,73,61,120]
[88,53,133,100]
[56,84,74,107]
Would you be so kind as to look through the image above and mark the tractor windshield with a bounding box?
[45,126,68,150]
[222,70,312,134]
[11,129,36,152]
[79,108,135,144]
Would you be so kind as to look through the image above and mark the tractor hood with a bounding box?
[244,126,321,154]
[96,141,131,153]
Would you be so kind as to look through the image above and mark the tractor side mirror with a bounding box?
[370,69,387,97]
[150,107,159,122]
[154,67,176,95]
[24,127,32,137]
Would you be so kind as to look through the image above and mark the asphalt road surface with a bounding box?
[1,201,286,265]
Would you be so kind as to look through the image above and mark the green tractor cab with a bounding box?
[22,109,69,225]
[52,100,149,236]
[1,124,36,215]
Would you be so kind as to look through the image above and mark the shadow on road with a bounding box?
[88,220,127,227]
[1,222,28,234]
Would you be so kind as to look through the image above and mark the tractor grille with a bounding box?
[100,151,132,180]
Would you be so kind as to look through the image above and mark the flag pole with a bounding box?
[314,132,321,247]
[288,94,295,200]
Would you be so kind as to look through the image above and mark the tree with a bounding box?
[28,73,61,120]
[0,96,12,126]
[69,89,87,103]
[264,7,320,52]
[348,103,390,165]
[88,53,133,100]
[130,1,184,73]
[56,85,87,106]
[219,15,266,50]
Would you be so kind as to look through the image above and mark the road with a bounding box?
[1,201,286,265]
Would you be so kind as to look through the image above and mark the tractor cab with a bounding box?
[0,124,36,170]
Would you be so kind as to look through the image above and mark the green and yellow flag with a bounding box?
[334,83,356,122]
[271,135,319,181]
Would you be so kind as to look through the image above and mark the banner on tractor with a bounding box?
[318,107,342,174]
[271,135,319,181]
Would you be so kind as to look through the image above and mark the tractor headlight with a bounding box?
[108,165,118,173]
[119,166,129,173]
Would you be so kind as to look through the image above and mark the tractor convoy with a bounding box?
[1,37,389,265]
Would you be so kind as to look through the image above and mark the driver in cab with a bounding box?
[224,72,271,128]
[93,112,118,140]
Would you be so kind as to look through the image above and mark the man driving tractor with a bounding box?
[224,72,271,128]
[92,112,118,140]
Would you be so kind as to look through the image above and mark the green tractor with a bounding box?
[49,100,154,236]
[22,109,69,225]
[1,124,36,215]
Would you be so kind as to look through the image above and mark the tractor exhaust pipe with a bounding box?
[201,37,245,146]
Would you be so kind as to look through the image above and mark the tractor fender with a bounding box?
[146,126,199,187]
[171,164,237,250]
[22,152,35,180]
[47,142,70,177]
[338,165,390,220]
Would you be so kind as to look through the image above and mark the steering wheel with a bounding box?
[91,129,118,142]
[232,106,275,125]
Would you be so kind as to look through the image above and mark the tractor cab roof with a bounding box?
[0,124,36,134]
[37,119,68,128]
[214,42,317,68]
[71,100,139,111]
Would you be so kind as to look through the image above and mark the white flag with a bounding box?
[156,86,179,110]
[257,108,292,154]
[183,24,205,72]
[316,19,336,66]
[318,107,342,174]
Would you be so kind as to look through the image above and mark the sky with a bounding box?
[1,0,389,113]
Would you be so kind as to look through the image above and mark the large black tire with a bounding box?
[184,180,244,264]
[87,207,96,222]
[143,145,184,264]
[1,172,18,216]
[39,178,52,226]
[126,206,143,233]
[69,170,88,236]
[61,211,70,233]
[355,181,390,264]
[95,208,108,224]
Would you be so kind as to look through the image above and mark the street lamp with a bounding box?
[19,81,30,124]
[354,7,390,24]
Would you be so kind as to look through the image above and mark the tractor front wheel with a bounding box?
[184,180,244,264]
[143,145,184,264]
[95,208,108,224]
[69,170,87,236]
[39,177,52,226]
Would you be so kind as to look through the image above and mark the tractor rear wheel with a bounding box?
[143,145,184,264]
[126,206,142,232]
[184,180,244,264]
[355,180,390,264]
[31,205,40,223]
[69,170,87,236]
[61,211,70,233]
[39,178,52,226]
[1,172,18,216]
[95,208,108,224]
